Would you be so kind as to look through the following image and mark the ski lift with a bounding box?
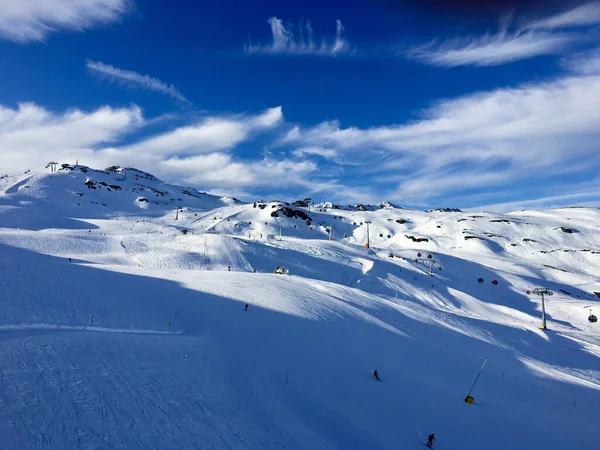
[427,254,432,259]
[417,252,422,257]
[589,310,598,323]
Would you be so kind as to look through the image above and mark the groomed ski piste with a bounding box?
[1,165,599,449]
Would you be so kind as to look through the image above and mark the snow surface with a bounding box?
[1,166,600,449]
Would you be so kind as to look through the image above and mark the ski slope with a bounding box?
[1,165,600,449]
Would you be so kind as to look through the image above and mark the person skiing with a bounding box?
[244,304,249,311]
[373,370,380,381]
[426,433,436,448]
[492,279,499,286]
[477,277,484,283]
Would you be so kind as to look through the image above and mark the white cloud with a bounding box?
[0,102,143,169]
[563,48,600,75]
[408,3,600,67]
[86,60,190,104]
[0,0,129,43]
[292,147,338,159]
[526,1,600,30]
[123,107,283,156]
[246,17,355,56]
[160,154,319,191]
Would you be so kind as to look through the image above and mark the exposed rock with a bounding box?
[405,235,429,243]
[275,207,312,224]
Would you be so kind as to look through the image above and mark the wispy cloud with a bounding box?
[292,147,338,160]
[86,60,190,104]
[526,1,600,30]
[246,17,355,56]
[563,47,600,75]
[0,0,130,43]
[408,30,573,67]
[408,3,600,67]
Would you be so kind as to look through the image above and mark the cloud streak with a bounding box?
[0,0,130,43]
[526,1,600,30]
[246,17,355,56]
[408,30,573,67]
[408,3,600,67]
[86,60,190,104]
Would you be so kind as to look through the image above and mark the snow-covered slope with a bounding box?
[1,166,599,450]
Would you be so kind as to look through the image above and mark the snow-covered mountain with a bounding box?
[1,165,599,449]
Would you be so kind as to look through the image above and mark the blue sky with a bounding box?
[1,0,600,212]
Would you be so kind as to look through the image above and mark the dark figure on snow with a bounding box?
[244,304,249,311]
[426,433,436,447]
[68,258,72,262]
[477,277,483,283]
[373,370,380,381]
[228,265,231,271]
[492,279,499,286]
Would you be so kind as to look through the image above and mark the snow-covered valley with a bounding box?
[1,165,599,449]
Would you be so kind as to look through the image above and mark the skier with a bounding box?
[228,265,231,272]
[492,279,499,286]
[477,277,484,284]
[426,433,436,448]
[244,304,249,311]
[68,257,72,262]
[373,370,380,381]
